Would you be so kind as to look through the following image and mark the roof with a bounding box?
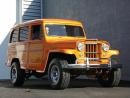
[14,19,82,27]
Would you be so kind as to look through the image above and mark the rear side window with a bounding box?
[19,26,29,41]
[10,29,19,43]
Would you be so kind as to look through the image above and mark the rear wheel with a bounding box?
[48,58,70,89]
[10,62,25,87]
[97,68,121,87]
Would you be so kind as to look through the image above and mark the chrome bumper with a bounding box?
[64,64,111,69]
[63,58,122,69]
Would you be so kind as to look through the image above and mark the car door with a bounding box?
[28,24,44,71]
[16,26,29,69]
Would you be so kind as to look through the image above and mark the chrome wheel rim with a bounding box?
[50,65,60,85]
[11,65,17,83]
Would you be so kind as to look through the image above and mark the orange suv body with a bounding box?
[7,19,122,89]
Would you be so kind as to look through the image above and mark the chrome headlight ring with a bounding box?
[102,43,110,51]
[77,42,85,51]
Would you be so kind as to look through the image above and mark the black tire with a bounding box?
[97,68,121,87]
[48,58,70,89]
[10,62,25,87]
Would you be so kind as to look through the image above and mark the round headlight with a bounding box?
[102,43,110,51]
[77,42,84,51]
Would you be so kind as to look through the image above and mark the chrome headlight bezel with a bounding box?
[77,42,85,51]
[102,43,110,52]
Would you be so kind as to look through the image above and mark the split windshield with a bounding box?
[45,24,85,37]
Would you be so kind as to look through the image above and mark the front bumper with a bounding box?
[63,58,122,70]
[64,63,122,69]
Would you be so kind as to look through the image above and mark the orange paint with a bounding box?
[7,19,119,73]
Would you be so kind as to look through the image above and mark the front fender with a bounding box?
[108,50,119,56]
[101,50,120,58]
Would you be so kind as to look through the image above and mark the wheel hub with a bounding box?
[11,66,17,83]
[50,65,60,84]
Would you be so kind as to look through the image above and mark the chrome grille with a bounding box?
[86,43,101,61]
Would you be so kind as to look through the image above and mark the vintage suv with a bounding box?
[7,19,122,89]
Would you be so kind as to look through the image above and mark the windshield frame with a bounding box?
[44,23,86,38]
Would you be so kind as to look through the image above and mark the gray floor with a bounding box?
[0,78,130,98]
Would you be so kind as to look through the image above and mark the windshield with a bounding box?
[45,24,85,37]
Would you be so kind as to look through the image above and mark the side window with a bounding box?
[19,26,29,41]
[31,25,42,40]
[10,29,18,43]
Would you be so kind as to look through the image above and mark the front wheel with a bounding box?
[10,62,25,87]
[48,59,70,89]
[97,68,121,87]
